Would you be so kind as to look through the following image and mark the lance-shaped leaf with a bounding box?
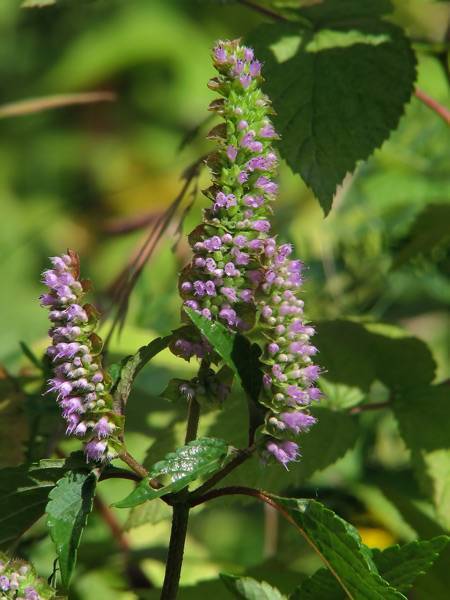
[46,470,98,589]
[221,574,287,600]
[185,308,263,403]
[268,496,404,599]
[112,335,172,410]
[0,454,85,550]
[115,437,230,508]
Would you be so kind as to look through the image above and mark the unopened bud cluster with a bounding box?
[40,251,122,462]
[175,40,322,466]
[0,554,54,600]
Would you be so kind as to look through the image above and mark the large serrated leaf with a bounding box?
[46,470,98,589]
[248,13,416,213]
[221,573,287,600]
[372,536,449,592]
[291,536,449,598]
[0,454,85,550]
[112,335,171,410]
[270,496,405,599]
[115,437,230,508]
[185,308,263,403]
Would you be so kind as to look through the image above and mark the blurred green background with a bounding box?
[1,0,449,598]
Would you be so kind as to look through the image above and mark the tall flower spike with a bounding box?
[174,39,279,359]
[174,40,321,466]
[40,251,122,462]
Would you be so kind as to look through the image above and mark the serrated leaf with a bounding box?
[292,536,449,598]
[113,335,171,410]
[248,15,416,213]
[221,574,287,600]
[269,496,405,599]
[115,437,230,508]
[392,203,450,269]
[185,309,263,403]
[0,454,85,550]
[46,470,98,589]
[372,536,449,591]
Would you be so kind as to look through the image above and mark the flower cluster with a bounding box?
[175,39,322,466]
[0,554,54,600]
[257,242,322,466]
[40,251,122,462]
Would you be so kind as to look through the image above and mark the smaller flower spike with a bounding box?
[0,553,55,599]
[40,250,122,462]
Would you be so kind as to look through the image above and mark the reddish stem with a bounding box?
[415,88,450,125]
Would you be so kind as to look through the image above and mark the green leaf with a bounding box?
[315,320,436,392]
[46,470,98,589]
[0,454,84,550]
[297,0,392,24]
[248,15,416,213]
[294,407,359,482]
[115,437,230,508]
[221,574,287,600]
[394,383,450,529]
[269,497,405,599]
[293,536,449,598]
[185,308,263,403]
[372,536,449,592]
[418,450,450,530]
[112,335,171,409]
[392,203,450,269]
[393,384,450,454]
[124,498,172,530]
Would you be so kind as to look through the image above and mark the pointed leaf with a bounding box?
[115,437,230,508]
[46,470,98,588]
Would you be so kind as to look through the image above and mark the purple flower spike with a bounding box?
[174,40,321,466]
[41,250,120,462]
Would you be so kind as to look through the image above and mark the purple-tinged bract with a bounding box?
[40,250,122,462]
